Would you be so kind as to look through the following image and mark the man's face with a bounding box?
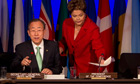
[28,21,44,46]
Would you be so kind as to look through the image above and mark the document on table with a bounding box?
[44,75,65,79]
[89,56,112,67]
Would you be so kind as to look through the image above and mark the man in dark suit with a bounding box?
[11,19,62,74]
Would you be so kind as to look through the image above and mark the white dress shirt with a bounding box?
[31,40,44,60]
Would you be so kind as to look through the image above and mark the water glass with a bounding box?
[0,67,7,79]
[70,67,76,79]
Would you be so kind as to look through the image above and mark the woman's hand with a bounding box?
[98,56,104,64]
[59,47,63,54]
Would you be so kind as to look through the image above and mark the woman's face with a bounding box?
[71,10,86,27]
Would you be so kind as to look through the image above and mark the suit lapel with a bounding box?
[69,25,74,47]
[65,19,75,47]
[27,41,35,60]
[74,16,89,42]
[67,17,89,46]
[42,40,49,69]
[75,26,87,42]
[27,41,39,72]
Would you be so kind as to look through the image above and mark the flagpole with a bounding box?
[31,0,34,19]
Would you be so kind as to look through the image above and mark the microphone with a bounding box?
[30,52,34,73]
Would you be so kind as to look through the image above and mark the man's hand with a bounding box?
[21,56,31,66]
[41,68,53,75]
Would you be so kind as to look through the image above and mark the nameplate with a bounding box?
[44,75,65,79]
[79,73,117,79]
[6,73,44,79]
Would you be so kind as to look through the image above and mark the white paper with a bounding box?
[89,56,112,67]
[44,75,65,79]
[138,74,140,79]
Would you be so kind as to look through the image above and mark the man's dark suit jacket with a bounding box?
[11,39,62,74]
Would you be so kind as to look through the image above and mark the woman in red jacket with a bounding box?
[59,0,105,76]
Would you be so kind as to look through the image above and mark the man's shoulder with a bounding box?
[16,40,31,48]
[44,39,58,47]
[44,39,57,44]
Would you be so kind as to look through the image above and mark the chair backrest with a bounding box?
[0,52,15,72]
[118,53,140,79]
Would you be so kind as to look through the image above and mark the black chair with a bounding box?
[118,53,140,79]
[0,52,15,72]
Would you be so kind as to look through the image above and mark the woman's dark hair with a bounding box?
[67,0,86,14]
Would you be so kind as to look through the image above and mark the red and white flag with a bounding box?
[39,0,55,40]
[96,0,114,72]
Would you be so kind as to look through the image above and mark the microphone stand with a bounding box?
[30,55,32,73]
[98,57,103,73]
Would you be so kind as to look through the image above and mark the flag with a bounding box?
[39,0,55,40]
[14,0,25,52]
[24,0,33,41]
[96,0,114,72]
[0,0,9,52]
[112,0,126,59]
[85,0,97,23]
[0,0,3,52]
[112,0,126,72]
[0,0,2,38]
[8,0,25,52]
[121,0,140,54]
[56,0,69,41]
[56,0,70,78]
[8,0,16,52]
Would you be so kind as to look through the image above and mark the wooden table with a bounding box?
[1,79,140,84]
